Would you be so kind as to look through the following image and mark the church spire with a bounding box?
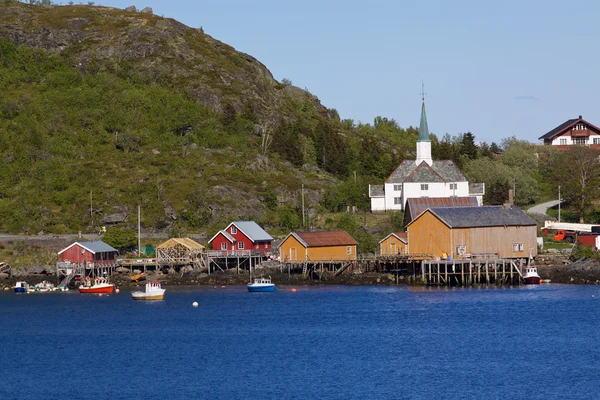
[418,84,430,142]
[416,83,432,166]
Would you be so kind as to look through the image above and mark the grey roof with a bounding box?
[386,160,467,184]
[220,230,235,243]
[468,183,485,195]
[369,184,384,197]
[418,101,430,142]
[422,206,537,228]
[231,221,273,242]
[59,241,118,255]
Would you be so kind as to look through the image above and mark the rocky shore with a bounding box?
[2,255,600,291]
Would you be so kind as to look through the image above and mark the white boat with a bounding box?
[31,281,57,292]
[523,266,541,284]
[247,276,275,292]
[131,281,165,300]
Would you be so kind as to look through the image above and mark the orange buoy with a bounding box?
[115,288,120,294]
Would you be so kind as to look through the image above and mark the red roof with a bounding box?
[292,230,358,247]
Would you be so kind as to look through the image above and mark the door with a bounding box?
[290,248,296,261]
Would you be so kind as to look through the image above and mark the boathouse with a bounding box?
[278,230,358,262]
[406,206,537,259]
[208,221,273,255]
[379,232,407,255]
[57,241,118,267]
[403,196,480,228]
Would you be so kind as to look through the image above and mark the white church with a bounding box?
[369,99,484,212]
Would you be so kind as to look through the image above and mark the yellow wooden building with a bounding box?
[406,206,537,259]
[379,232,408,255]
[278,230,358,262]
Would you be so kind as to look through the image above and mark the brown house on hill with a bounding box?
[539,115,600,149]
[379,232,407,255]
[403,197,480,228]
[278,230,358,262]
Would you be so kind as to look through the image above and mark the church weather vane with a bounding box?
[420,82,427,102]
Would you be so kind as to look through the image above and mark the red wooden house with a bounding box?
[57,241,119,267]
[208,221,274,255]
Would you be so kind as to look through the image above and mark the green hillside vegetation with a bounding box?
[1,1,599,250]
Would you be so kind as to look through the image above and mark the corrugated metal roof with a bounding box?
[292,230,358,247]
[156,238,205,250]
[79,241,118,254]
[386,160,467,184]
[424,206,537,228]
[406,197,479,220]
[231,221,273,242]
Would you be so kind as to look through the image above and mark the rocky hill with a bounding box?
[0,2,353,237]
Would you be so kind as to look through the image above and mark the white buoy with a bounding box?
[192,301,198,307]
[115,288,120,294]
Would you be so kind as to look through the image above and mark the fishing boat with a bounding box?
[247,276,275,292]
[131,281,165,300]
[13,281,29,293]
[523,266,541,285]
[79,277,114,294]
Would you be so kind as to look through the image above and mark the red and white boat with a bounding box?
[79,277,114,294]
[523,266,541,285]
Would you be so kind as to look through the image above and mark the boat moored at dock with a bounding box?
[13,281,29,293]
[523,266,541,285]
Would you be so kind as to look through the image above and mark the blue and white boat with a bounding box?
[247,276,275,292]
[13,281,29,293]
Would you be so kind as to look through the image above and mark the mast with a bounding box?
[138,205,141,256]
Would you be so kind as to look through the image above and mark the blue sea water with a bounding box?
[1,284,600,400]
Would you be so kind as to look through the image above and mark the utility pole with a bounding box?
[90,189,93,227]
[558,186,561,223]
[138,205,142,256]
[513,177,516,203]
[301,184,305,230]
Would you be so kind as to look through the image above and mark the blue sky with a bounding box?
[93,0,599,144]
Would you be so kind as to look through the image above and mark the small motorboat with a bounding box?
[131,281,165,300]
[13,281,29,293]
[247,276,275,292]
[79,277,114,294]
[31,281,57,292]
[523,266,541,285]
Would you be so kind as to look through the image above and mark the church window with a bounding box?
[421,184,429,191]
[394,197,402,205]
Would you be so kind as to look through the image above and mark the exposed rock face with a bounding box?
[0,3,327,118]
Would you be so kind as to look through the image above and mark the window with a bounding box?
[238,242,244,250]
[394,197,402,205]
[231,226,237,234]
[559,139,567,145]
[393,184,402,191]
[449,183,457,190]
[346,246,352,255]
[421,184,428,191]
[594,138,600,144]
[573,137,588,145]
[221,242,227,250]
[512,243,524,252]
[456,245,466,256]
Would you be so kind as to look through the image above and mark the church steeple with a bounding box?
[416,84,432,166]
[418,101,430,142]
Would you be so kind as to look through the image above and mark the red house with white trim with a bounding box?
[57,241,119,267]
[208,221,274,255]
